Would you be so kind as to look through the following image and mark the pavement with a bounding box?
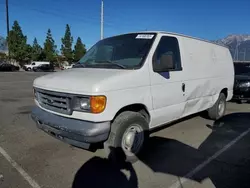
[0,71,250,188]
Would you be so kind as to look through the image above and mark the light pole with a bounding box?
[101,0,104,40]
[6,0,10,58]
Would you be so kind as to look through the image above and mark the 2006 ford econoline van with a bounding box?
[31,31,234,161]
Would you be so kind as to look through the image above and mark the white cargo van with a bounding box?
[31,31,234,161]
[24,61,50,71]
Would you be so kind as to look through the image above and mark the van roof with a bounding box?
[114,31,228,48]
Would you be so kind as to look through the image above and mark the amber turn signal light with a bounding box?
[90,96,106,114]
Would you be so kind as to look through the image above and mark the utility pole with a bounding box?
[100,0,104,40]
[5,0,10,58]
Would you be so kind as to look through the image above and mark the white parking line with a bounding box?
[0,146,41,188]
[169,127,250,188]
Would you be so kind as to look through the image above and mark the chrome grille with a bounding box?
[36,89,72,115]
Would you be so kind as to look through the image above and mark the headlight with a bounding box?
[73,96,106,114]
[79,98,91,110]
[73,97,90,111]
[239,82,250,88]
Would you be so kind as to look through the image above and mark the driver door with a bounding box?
[149,35,186,128]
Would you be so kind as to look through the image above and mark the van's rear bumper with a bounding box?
[31,107,110,150]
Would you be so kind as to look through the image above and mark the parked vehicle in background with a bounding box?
[72,62,80,68]
[63,64,74,69]
[31,31,234,162]
[24,61,50,71]
[33,63,54,72]
[233,62,250,103]
[0,62,19,72]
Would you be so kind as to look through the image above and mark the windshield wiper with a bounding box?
[95,60,126,69]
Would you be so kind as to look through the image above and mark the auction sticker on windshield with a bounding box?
[136,34,154,39]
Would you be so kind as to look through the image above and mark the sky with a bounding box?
[0,0,250,49]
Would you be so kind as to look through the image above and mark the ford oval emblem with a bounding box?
[47,99,54,104]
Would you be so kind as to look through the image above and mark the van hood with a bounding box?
[33,68,148,94]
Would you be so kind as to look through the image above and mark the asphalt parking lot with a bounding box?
[1,72,250,188]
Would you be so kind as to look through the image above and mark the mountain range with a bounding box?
[1,34,250,61]
[213,34,250,61]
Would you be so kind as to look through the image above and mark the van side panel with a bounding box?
[148,33,234,128]
[180,37,234,117]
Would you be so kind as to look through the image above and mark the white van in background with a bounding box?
[24,61,50,71]
[31,31,234,161]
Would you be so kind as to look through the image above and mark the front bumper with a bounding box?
[31,107,110,150]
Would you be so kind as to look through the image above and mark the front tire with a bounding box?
[207,93,226,120]
[104,111,149,163]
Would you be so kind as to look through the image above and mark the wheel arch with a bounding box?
[112,103,150,125]
[220,88,228,99]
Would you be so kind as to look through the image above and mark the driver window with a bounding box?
[153,36,182,71]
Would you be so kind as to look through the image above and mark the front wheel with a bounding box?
[104,111,149,163]
[207,93,226,120]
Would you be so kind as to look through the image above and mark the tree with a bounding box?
[74,37,86,62]
[7,20,29,63]
[44,29,57,62]
[0,52,7,62]
[32,38,43,61]
[61,24,73,63]
[25,44,33,61]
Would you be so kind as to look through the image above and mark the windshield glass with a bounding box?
[234,63,250,76]
[78,33,156,69]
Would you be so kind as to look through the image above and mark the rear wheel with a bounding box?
[104,111,149,163]
[207,93,226,120]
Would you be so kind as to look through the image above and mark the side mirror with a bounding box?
[154,52,175,72]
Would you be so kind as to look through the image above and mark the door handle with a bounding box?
[182,83,185,92]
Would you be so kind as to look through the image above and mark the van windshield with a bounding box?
[77,33,156,69]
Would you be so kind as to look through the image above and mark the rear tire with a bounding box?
[104,111,149,163]
[207,93,226,120]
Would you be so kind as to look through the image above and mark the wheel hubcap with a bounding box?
[122,125,144,156]
[218,100,225,117]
